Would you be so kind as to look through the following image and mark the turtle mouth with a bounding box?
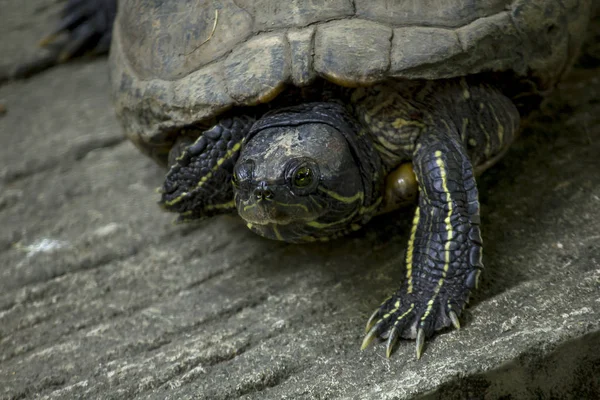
[238,198,321,226]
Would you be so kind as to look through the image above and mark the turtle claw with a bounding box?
[361,323,381,351]
[449,310,461,330]
[385,327,400,358]
[361,283,470,358]
[364,307,381,333]
[415,328,425,359]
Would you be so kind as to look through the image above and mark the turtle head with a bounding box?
[233,104,376,243]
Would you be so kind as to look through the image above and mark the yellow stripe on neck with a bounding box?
[317,186,364,204]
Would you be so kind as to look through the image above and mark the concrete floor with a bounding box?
[0,2,599,399]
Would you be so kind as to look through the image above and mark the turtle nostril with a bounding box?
[254,182,274,200]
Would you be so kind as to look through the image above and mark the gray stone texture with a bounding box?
[0,1,599,399]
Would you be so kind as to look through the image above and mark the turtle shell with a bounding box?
[110,0,593,164]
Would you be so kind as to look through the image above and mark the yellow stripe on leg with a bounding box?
[405,206,420,294]
[164,140,244,207]
[204,200,235,211]
[420,150,454,322]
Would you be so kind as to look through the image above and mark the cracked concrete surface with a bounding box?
[0,1,599,399]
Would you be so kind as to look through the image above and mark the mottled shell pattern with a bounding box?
[109,0,592,162]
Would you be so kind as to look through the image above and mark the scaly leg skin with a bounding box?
[366,132,482,359]
[14,0,117,79]
[160,116,255,221]
[361,80,520,359]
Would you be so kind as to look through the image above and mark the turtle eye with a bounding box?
[286,158,319,193]
[233,160,255,185]
[293,166,313,187]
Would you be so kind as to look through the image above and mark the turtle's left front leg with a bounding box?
[362,82,519,358]
[160,115,255,221]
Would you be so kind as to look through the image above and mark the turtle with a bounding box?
[36,0,595,359]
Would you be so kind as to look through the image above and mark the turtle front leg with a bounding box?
[361,81,520,358]
[363,131,482,358]
[160,116,255,221]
